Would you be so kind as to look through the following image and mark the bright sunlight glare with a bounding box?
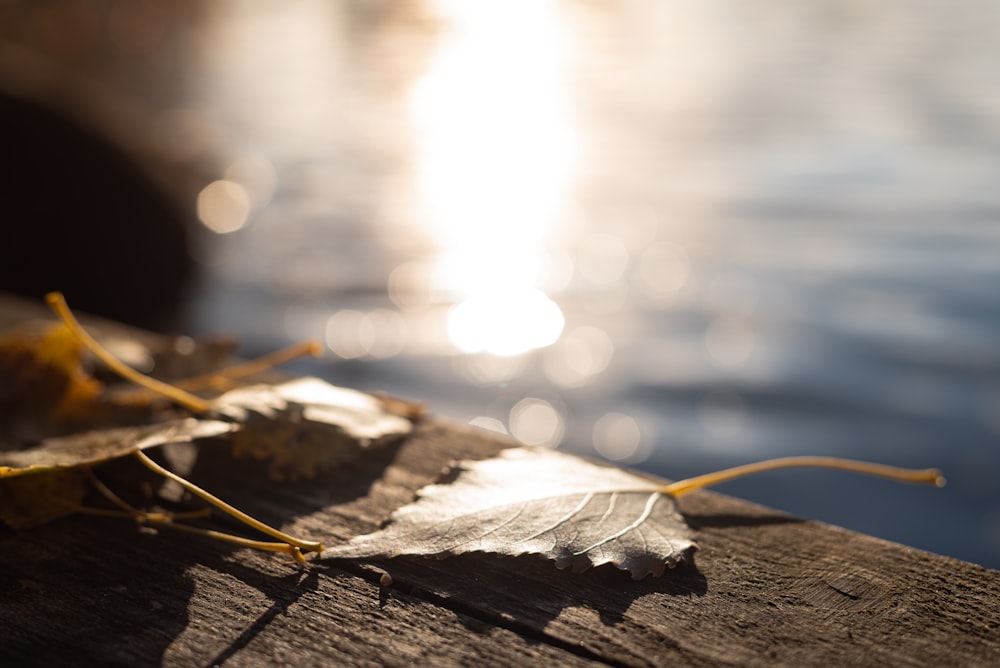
[412,0,577,356]
[448,289,564,356]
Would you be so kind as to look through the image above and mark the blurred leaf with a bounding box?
[212,377,418,481]
[323,447,696,579]
[0,378,417,530]
[0,323,105,436]
[0,319,237,442]
[0,418,236,478]
[0,468,90,528]
[0,295,419,555]
[0,419,235,528]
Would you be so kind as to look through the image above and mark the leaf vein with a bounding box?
[516,492,595,545]
[573,492,661,556]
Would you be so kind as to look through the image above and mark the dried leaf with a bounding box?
[0,419,237,528]
[0,323,105,436]
[0,294,421,559]
[0,468,90,528]
[212,377,417,481]
[0,320,237,442]
[20,294,419,485]
[323,447,697,579]
[0,419,237,478]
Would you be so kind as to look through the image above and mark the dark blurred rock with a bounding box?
[0,91,194,331]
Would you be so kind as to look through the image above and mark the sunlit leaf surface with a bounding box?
[324,447,697,579]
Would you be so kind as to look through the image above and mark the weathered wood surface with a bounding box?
[2,295,999,666]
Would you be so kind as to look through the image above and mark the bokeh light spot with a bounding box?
[197,180,251,234]
[592,412,644,462]
[324,309,408,360]
[510,397,564,447]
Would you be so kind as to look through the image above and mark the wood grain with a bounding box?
[2,294,999,666]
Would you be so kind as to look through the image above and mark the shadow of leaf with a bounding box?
[206,567,321,666]
[324,548,706,634]
[0,439,402,666]
[682,512,803,530]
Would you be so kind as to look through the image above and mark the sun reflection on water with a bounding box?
[410,0,578,356]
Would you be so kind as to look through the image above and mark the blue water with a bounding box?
[177,2,1000,569]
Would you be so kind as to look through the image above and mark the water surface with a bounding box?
[174,2,1000,568]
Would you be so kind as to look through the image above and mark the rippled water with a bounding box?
[166,2,1000,568]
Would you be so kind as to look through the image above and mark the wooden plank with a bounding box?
[0,422,600,667]
[2,294,999,665]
